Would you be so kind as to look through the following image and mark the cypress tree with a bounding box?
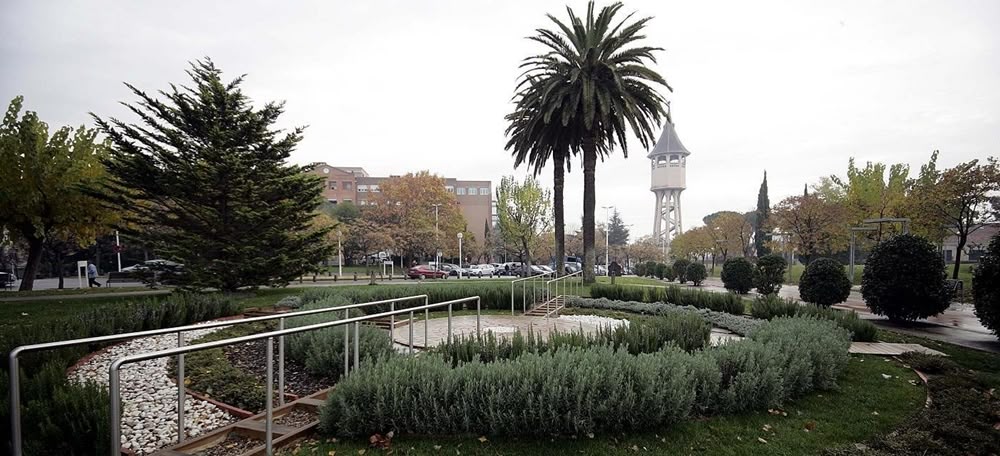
[93,59,333,291]
[754,171,771,256]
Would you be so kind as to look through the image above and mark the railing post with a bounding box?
[9,352,21,456]
[522,281,526,313]
[447,302,453,343]
[109,361,122,456]
[409,310,415,354]
[177,331,185,443]
[424,297,429,349]
[390,301,395,341]
[265,337,274,455]
[476,297,481,337]
[278,317,285,406]
[511,281,515,316]
[353,322,360,369]
[343,309,350,377]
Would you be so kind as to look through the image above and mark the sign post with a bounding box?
[76,260,88,289]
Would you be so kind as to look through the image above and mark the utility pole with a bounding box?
[115,230,122,272]
[457,232,463,278]
[432,204,442,272]
[337,230,343,276]
[602,205,614,272]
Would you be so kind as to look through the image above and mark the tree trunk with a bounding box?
[19,236,44,291]
[57,249,65,289]
[582,140,597,284]
[953,233,966,280]
[553,150,566,277]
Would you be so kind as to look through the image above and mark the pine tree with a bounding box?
[607,209,630,246]
[754,171,771,256]
[93,59,333,291]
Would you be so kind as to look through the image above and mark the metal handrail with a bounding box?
[509,271,554,315]
[543,271,583,318]
[7,293,429,456]
[108,295,482,456]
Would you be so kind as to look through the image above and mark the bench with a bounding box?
[107,271,149,287]
[945,279,963,302]
[2,276,14,291]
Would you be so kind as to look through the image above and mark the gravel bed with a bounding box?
[69,325,236,455]
[224,338,333,398]
[558,314,629,329]
[193,433,261,456]
[275,408,317,427]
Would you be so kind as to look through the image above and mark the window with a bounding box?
[328,199,338,205]
[669,155,680,165]
[446,186,454,193]
[656,156,667,166]
[371,185,380,193]
[358,185,368,192]
[328,181,337,190]
[344,182,353,190]
[468,187,477,195]
[479,187,489,195]
[456,187,466,195]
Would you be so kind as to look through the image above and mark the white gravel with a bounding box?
[69,326,237,455]
[558,314,629,329]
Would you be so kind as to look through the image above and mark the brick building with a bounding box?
[308,163,494,244]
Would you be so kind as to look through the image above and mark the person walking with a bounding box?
[87,262,102,288]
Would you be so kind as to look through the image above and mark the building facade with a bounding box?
[941,223,1000,264]
[307,163,493,244]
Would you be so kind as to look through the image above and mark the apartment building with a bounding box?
[308,163,493,243]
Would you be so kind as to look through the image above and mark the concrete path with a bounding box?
[697,277,999,353]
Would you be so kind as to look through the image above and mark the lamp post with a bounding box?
[432,204,442,272]
[602,205,614,271]
[336,230,343,276]
[849,226,878,284]
[457,232,463,278]
[115,230,122,272]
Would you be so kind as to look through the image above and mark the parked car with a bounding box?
[469,264,496,277]
[537,265,555,275]
[407,265,448,279]
[121,259,183,272]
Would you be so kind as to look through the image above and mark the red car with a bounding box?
[407,265,448,279]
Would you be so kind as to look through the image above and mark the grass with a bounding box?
[0,285,153,299]
[280,355,923,456]
[876,329,1000,389]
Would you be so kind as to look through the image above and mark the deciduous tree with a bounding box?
[772,194,849,265]
[496,175,551,276]
[0,96,117,290]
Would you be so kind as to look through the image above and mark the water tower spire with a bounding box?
[649,113,690,256]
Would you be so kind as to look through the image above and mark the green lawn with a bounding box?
[280,355,924,456]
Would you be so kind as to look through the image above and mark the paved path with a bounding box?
[697,277,999,353]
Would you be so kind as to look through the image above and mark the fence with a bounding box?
[7,294,429,456]
[510,271,554,315]
[107,296,482,455]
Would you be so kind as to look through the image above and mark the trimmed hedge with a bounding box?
[972,234,1000,335]
[799,258,851,307]
[721,258,754,294]
[0,292,240,455]
[686,262,707,286]
[319,317,851,437]
[673,259,691,284]
[750,295,877,342]
[589,283,745,315]
[299,282,520,313]
[862,234,950,322]
[434,311,711,365]
[567,297,761,336]
[754,254,787,295]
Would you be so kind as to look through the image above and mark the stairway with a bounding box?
[367,316,412,330]
[525,296,565,318]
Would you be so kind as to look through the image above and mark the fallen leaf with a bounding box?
[804,421,817,432]
[477,436,488,443]
[630,445,639,452]
[433,445,442,451]
[358,451,366,455]
[872,411,880,416]
[881,374,892,379]
[758,437,768,444]
[762,424,772,432]
[327,452,335,456]
[586,433,594,439]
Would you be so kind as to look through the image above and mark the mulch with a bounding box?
[224,338,334,398]
[193,433,260,456]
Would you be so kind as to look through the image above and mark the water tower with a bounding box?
[649,112,690,255]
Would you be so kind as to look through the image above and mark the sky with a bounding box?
[2,0,998,240]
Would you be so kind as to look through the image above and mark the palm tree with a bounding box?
[515,1,670,283]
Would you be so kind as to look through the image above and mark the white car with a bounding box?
[469,264,496,277]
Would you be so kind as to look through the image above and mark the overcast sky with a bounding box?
[3,0,998,239]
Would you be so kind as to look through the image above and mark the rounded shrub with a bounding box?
[686,262,707,286]
[754,254,787,295]
[663,262,677,281]
[861,234,950,322]
[972,234,1000,335]
[799,258,851,307]
[644,261,657,277]
[654,262,669,280]
[721,257,754,294]
[672,259,691,284]
[634,263,647,277]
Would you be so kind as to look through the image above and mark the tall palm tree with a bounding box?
[516,1,670,283]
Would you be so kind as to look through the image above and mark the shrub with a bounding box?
[751,295,799,320]
[435,311,710,365]
[672,259,691,283]
[299,282,517,313]
[644,261,658,277]
[861,234,950,321]
[799,258,851,307]
[654,262,669,280]
[588,284,745,315]
[662,262,677,281]
[634,262,647,277]
[286,297,396,380]
[972,234,1000,335]
[686,262,707,286]
[897,352,959,375]
[568,297,761,336]
[754,254,787,295]
[795,305,877,342]
[721,258,754,294]
[319,317,851,437]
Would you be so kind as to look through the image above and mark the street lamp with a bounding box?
[337,230,343,277]
[602,205,614,271]
[457,232,464,278]
[849,226,878,284]
[431,204,442,272]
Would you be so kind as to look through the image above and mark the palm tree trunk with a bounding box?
[553,150,566,277]
[582,139,597,284]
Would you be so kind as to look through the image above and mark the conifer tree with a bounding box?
[93,59,332,291]
[754,171,771,256]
